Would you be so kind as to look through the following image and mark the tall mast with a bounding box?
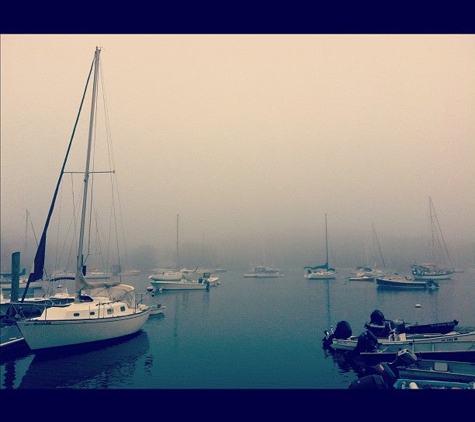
[325,213,329,266]
[23,209,29,272]
[75,47,101,300]
[372,222,386,270]
[429,196,453,270]
[176,214,179,269]
[429,196,436,263]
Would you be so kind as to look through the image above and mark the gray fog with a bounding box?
[1,35,474,272]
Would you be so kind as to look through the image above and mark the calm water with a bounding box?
[1,268,474,389]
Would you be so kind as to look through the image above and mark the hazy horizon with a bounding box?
[1,35,474,273]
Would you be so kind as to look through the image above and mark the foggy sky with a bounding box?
[1,35,474,270]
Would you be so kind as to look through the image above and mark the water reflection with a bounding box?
[17,331,150,389]
[323,347,366,377]
[1,354,34,389]
[376,285,439,295]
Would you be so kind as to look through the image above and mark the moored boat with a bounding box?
[244,266,282,278]
[376,274,438,289]
[304,213,336,280]
[349,357,475,389]
[348,273,375,282]
[411,263,453,281]
[149,270,184,282]
[388,348,475,383]
[149,277,210,291]
[322,319,475,363]
[363,309,459,337]
[15,47,151,352]
[198,272,220,286]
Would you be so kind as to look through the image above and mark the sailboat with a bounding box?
[349,223,387,281]
[149,214,187,282]
[411,197,454,281]
[16,47,150,352]
[304,214,336,280]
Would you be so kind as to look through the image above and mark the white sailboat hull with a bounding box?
[305,272,336,280]
[149,272,183,281]
[16,301,150,351]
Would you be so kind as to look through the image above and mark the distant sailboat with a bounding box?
[149,214,187,281]
[349,223,387,281]
[304,214,336,280]
[411,197,454,281]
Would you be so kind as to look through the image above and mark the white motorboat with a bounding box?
[149,278,210,291]
[244,266,282,278]
[198,272,220,286]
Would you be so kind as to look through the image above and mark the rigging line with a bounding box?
[86,85,98,261]
[23,209,28,271]
[431,199,453,269]
[372,222,387,270]
[101,67,123,272]
[54,174,78,273]
[99,56,123,271]
[21,56,95,301]
[53,181,63,273]
[28,213,39,249]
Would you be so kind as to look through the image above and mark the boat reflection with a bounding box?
[323,346,366,377]
[17,330,150,389]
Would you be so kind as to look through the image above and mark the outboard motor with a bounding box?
[366,309,406,337]
[365,309,391,337]
[348,374,390,389]
[391,348,418,367]
[364,362,398,385]
[354,330,379,353]
[333,321,352,339]
[322,320,352,349]
[369,309,385,325]
[350,362,398,389]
